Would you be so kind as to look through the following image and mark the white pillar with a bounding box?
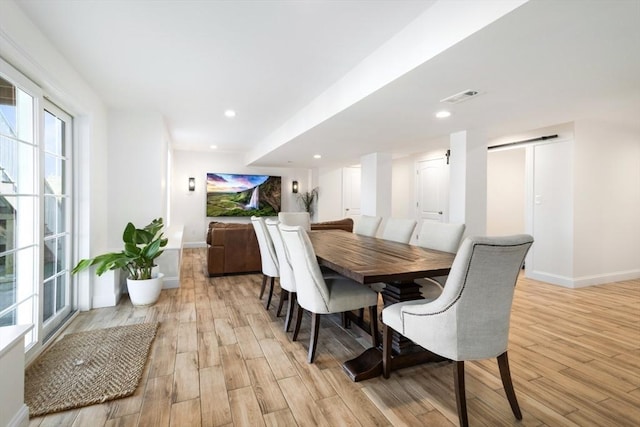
[360,152,392,218]
[449,130,487,237]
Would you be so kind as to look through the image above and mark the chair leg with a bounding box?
[369,305,379,347]
[265,277,275,310]
[292,306,304,341]
[454,361,469,427]
[382,324,392,378]
[276,289,288,317]
[308,312,321,363]
[284,292,297,332]
[259,274,267,299]
[497,352,523,420]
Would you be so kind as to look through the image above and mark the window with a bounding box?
[0,60,75,349]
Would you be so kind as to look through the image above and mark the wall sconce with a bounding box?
[188,177,195,192]
[292,180,299,193]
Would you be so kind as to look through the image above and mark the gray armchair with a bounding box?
[382,234,533,427]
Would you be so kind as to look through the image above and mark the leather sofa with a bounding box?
[206,217,354,276]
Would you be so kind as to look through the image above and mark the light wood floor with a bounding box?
[29,248,639,427]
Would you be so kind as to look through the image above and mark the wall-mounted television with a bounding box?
[206,173,281,217]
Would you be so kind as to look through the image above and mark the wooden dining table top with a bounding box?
[308,229,455,285]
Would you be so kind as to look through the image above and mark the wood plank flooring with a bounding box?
[29,248,640,426]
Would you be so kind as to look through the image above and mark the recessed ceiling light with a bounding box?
[313,154,322,159]
[210,145,217,149]
[224,110,236,118]
[435,110,451,119]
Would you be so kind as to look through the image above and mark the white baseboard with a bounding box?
[162,277,180,289]
[571,269,640,288]
[183,241,207,249]
[7,404,29,427]
[527,269,640,288]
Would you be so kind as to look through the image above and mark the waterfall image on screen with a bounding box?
[206,173,281,217]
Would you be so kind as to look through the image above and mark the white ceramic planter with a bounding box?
[127,273,164,306]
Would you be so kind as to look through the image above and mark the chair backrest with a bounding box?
[278,212,311,231]
[353,215,382,237]
[265,219,295,292]
[416,221,466,253]
[250,216,279,277]
[381,218,417,244]
[402,234,533,360]
[278,224,331,313]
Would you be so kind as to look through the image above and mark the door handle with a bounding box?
[438,211,443,215]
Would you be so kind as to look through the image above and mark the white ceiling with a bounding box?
[16,0,640,168]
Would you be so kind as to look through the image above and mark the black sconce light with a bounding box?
[188,177,195,192]
[292,180,299,193]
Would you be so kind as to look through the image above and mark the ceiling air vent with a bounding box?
[440,89,480,104]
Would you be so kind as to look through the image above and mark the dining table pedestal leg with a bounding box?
[342,280,444,382]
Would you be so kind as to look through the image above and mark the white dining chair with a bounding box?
[279,224,379,363]
[265,219,298,331]
[382,234,533,427]
[250,216,279,310]
[381,218,417,244]
[415,221,466,295]
[278,212,311,231]
[353,215,382,237]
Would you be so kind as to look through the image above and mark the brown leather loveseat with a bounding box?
[206,218,353,277]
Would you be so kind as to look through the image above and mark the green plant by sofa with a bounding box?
[297,187,318,216]
[72,218,168,280]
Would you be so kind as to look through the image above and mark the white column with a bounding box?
[449,130,487,237]
[360,152,392,218]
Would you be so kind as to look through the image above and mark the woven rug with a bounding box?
[25,322,159,417]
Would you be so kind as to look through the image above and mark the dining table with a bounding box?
[308,229,456,381]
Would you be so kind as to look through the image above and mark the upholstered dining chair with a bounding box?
[381,217,417,244]
[382,234,533,427]
[265,219,297,331]
[250,216,279,310]
[279,224,380,363]
[415,221,466,294]
[353,215,382,237]
[278,211,311,230]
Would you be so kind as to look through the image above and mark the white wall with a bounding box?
[487,148,526,235]
[107,111,168,248]
[171,150,310,246]
[573,119,640,285]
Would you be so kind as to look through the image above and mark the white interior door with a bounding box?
[416,158,448,224]
[342,167,361,218]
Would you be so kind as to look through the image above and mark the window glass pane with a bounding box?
[56,275,66,312]
[44,154,65,195]
[0,306,15,327]
[0,197,16,251]
[16,90,34,143]
[57,236,66,274]
[0,76,17,139]
[43,278,54,322]
[44,239,56,279]
[0,252,15,314]
[44,111,61,154]
[44,195,58,237]
[0,135,18,193]
[7,196,36,248]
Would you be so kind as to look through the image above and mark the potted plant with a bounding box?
[72,218,168,306]
[297,187,318,216]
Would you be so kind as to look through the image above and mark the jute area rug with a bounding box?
[25,322,159,418]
